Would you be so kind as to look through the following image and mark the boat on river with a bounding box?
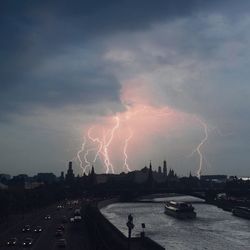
[232,206,250,219]
[164,201,196,219]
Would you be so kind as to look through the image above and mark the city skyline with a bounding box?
[1,1,250,176]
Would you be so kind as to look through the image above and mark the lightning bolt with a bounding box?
[76,137,86,175]
[103,116,120,173]
[74,104,179,175]
[102,133,111,174]
[88,127,103,162]
[83,147,97,174]
[85,117,120,174]
[123,129,133,172]
[195,118,208,178]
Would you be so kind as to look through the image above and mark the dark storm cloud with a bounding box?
[1,0,250,119]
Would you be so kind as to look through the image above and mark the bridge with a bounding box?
[118,187,226,202]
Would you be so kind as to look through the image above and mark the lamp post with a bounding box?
[141,223,145,238]
[126,214,134,250]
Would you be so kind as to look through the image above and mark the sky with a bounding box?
[1,0,250,177]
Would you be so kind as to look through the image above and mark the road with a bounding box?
[0,202,92,250]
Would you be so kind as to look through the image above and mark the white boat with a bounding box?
[164,201,196,219]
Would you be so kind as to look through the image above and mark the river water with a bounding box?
[101,196,250,250]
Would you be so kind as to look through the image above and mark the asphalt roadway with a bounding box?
[0,202,92,250]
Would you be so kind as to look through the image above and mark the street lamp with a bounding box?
[126,214,134,250]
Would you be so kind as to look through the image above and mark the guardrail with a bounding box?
[84,201,165,250]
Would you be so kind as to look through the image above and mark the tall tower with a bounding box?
[146,161,154,188]
[89,165,96,186]
[66,161,75,183]
[163,160,167,177]
[158,166,162,174]
[149,161,152,171]
[60,171,64,181]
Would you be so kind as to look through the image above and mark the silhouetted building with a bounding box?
[163,160,167,177]
[95,174,108,184]
[168,168,178,178]
[25,181,43,189]
[0,174,11,183]
[158,166,162,174]
[189,171,192,178]
[89,166,96,186]
[65,161,75,183]
[134,161,170,184]
[60,171,65,181]
[35,173,56,184]
[146,161,154,188]
[9,174,29,190]
[133,167,148,183]
[12,174,28,181]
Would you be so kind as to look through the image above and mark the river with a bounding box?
[101,196,250,250]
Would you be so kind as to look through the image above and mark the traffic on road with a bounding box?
[0,200,90,250]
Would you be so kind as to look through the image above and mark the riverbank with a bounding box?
[101,196,250,250]
[84,198,165,250]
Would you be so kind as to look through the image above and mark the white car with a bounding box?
[34,226,43,232]
[22,225,31,232]
[44,215,51,220]
[6,237,18,246]
[74,215,82,222]
[22,237,33,247]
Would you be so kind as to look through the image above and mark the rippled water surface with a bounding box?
[101,196,250,250]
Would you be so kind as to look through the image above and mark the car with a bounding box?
[22,225,31,232]
[70,217,74,223]
[74,215,82,222]
[6,237,18,246]
[74,209,82,222]
[34,226,43,233]
[57,205,64,210]
[55,229,63,237]
[56,238,67,248]
[44,215,51,220]
[22,237,33,247]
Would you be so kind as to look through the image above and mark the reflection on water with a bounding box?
[101,196,250,250]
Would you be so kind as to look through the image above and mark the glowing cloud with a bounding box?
[75,81,210,177]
